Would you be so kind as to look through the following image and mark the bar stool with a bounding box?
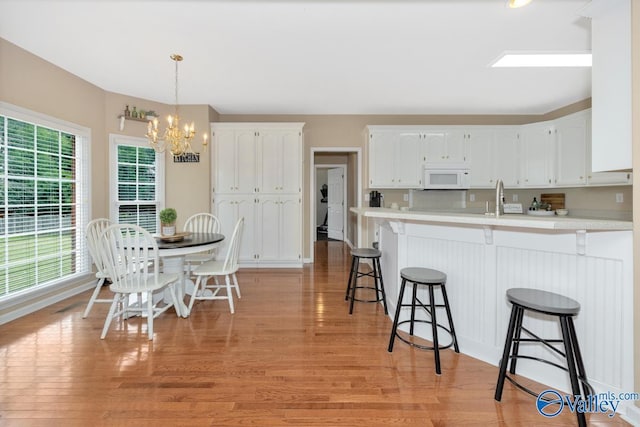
[345,247,388,315]
[388,267,459,375]
[494,288,593,427]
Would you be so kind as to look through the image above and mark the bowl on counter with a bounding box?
[556,209,569,216]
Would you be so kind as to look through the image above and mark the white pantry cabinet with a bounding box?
[258,129,302,194]
[213,194,257,263]
[256,195,302,263]
[213,128,257,194]
[212,122,304,268]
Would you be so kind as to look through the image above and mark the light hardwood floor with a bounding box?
[0,241,629,426]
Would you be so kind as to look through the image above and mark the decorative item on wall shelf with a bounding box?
[145,54,208,156]
[159,208,177,237]
[117,108,159,131]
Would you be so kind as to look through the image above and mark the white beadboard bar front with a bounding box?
[352,207,633,416]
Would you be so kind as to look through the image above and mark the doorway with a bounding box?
[315,165,346,241]
[309,147,362,264]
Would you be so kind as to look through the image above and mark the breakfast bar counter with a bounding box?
[351,207,634,416]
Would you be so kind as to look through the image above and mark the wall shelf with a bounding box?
[117,115,155,123]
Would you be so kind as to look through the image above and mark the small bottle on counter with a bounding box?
[124,105,130,117]
[529,197,539,211]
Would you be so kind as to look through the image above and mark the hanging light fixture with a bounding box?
[509,0,532,7]
[146,54,208,155]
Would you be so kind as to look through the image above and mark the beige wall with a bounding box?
[104,92,214,230]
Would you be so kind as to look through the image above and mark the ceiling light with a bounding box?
[491,53,592,67]
[146,54,208,155]
[509,0,533,8]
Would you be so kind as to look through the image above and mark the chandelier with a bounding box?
[146,54,208,155]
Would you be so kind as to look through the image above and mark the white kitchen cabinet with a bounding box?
[211,122,304,268]
[519,121,554,187]
[258,128,302,194]
[423,129,468,164]
[256,195,301,263]
[468,128,519,188]
[554,111,589,186]
[213,128,257,194]
[396,132,423,187]
[588,0,632,172]
[213,194,257,263]
[493,129,520,188]
[588,171,632,185]
[368,129,422,189]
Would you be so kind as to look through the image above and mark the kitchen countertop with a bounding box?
[351,207,632,231]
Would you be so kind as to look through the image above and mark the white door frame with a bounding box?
[315,164,347,241]
[309,147,362,263]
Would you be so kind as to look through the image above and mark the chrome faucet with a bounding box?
[495,179,504,217]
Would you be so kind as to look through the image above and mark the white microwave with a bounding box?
[423,164,471,189]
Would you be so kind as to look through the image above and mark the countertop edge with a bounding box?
[351,207,632,231]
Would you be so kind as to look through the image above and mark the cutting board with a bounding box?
[540,193,565,210]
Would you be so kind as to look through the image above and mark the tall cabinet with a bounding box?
[211,123,304,268]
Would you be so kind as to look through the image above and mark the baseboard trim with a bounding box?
[0,279,94,325]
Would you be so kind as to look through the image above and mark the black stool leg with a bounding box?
[345,255,357,301]
[560,316,587,427]
[409,281,418,336]
[348,256,360,314]
[495,305,520,401]
[429,285,441,375]
[509,306,525,374]
[567,317,591,397]
[388,278,408,352]
[440,284,459,353]
[375,257,388,314]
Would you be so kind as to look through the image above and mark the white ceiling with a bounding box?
[0,0,592,115]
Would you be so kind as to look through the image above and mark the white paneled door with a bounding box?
[327,168,344,241]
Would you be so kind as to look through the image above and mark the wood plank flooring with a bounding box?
[0,241,630,426]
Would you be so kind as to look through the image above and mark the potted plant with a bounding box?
[159,208,177,236]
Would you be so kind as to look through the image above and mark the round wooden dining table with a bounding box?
[156,232,225,317]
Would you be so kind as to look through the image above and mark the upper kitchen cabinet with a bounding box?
[368,127,423,189]
[587,0,632,172]
[554,110,589,186]
[519,121,555,188]
[213,127,257,194]
[423,129,468,164]
[468,127,519,188]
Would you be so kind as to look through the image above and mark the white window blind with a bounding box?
[110,135,164,233]
[0,104,91,299]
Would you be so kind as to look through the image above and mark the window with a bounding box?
[0,103,90,299]
[109,135,165,233]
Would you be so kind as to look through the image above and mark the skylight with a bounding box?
[491,52,592,67]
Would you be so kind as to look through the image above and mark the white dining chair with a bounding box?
[188,217,244,314]
[183,213,221,277]
[98,224,181,340]
[83,218,113,318]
